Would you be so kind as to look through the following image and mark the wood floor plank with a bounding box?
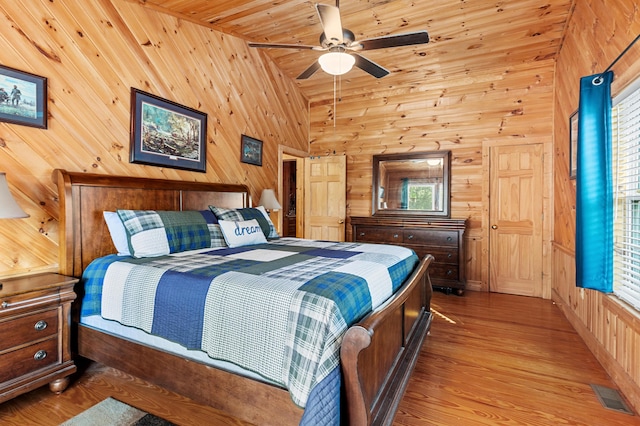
[0,290,637,425]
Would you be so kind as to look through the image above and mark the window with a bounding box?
[612,79,640,310]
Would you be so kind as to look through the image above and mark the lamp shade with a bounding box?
[0,173,29,218]
[318,51,355,76]
[259,189,282,211]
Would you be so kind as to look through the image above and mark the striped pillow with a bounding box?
[116,209,226,258]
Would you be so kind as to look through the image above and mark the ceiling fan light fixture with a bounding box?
[318,51,355,75]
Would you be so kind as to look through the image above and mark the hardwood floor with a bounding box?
[394,291,638,426]
[0,290,637,425]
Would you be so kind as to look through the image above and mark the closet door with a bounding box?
[489,143,544,297]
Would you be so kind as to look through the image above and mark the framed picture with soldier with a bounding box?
[0,65,47,129]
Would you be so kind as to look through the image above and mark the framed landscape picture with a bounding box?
[240,134,263,166]
[0,65,47,129]
[130,88,207,172]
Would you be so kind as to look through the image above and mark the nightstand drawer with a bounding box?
[0,310,58,352]
[0,337,58,383]
[354,226,403,244]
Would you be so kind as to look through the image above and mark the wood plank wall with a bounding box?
[0,0,308,277]
[552,0,640,413]
[307,41,557,293]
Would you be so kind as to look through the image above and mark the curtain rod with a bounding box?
[594,34,640,83]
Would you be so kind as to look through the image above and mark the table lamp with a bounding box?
[0,172,29,218]
[259,188,282,213]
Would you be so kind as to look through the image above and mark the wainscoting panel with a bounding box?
[552,244,640,414]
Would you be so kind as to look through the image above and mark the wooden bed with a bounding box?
[53,168,434,426]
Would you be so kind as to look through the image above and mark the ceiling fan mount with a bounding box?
[319,28,357,49]
[248,2,430,79]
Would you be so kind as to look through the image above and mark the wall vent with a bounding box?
[590,384,634,415]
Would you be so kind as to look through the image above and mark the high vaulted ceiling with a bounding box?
[142,0,573,102]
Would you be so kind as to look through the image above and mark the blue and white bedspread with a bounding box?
[80,238,418,424]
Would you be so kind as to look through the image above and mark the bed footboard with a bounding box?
[341,254,434,426]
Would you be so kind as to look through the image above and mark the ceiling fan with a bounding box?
[248,1,430,79]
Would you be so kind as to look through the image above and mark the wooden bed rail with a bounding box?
[341,254,434,425]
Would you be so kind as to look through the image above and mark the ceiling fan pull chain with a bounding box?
[333,75,338,130]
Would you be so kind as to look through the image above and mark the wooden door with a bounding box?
[489,144,543,296]
[303,155,346,241]
[282,160,297,237]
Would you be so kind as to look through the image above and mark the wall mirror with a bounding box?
[372,151,451,217]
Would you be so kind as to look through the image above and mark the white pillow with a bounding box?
[218,219,267,248]
[103,211,131,256]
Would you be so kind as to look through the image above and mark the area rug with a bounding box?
[60,397,176,426]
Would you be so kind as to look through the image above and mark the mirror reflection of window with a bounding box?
[407,182,437,210]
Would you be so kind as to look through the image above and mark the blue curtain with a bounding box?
[575,71,614,292]
[400,178,409,209]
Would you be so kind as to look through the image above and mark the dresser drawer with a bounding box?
[403,229,458,246]
[0,337,58,383]
[429,263,459,281]
[0,310,58,352]
[415,246,459,265]
[354,226,403,244]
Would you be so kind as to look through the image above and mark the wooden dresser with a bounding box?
[0,273,77,403]
[351,216,467,294]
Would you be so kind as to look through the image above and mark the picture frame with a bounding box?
[0,65,47,129]
[240,134,263,166]
[130,88,207,172]
[569,109,578,179]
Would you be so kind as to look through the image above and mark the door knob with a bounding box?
[491,225,498,230]
[338,219,344,224]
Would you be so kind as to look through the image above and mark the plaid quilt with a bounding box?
[80,238,418,415]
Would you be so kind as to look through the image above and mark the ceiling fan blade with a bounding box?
[296,61,321,80]
[352,53,389,78]
[357,31,430,51]
[316,4,343,45]
[248,42,320,50]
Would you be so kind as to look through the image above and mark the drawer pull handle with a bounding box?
[393,234,399,238]
[34,350,47,361]
[447,237,453,242]
[447,253,453,258]
[446,270,453,275]
[407,235,414,239]
[34,320,48,331]
[359,232,365,237]
[1,301,8,309]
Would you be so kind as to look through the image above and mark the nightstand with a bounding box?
[0,273,77,403]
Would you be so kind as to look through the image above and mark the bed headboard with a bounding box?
[53,169,251,278]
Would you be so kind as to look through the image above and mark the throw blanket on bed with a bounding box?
[80,238,418,416]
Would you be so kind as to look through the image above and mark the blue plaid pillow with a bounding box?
[116,209,226,257]
[209,206,279,239]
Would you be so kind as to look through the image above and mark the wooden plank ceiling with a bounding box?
[141,0,573,103]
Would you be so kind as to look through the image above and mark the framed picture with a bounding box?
[0,65,47,129]
[240,134,263,166]
[130,88,207,172]
[569,109,578,179]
